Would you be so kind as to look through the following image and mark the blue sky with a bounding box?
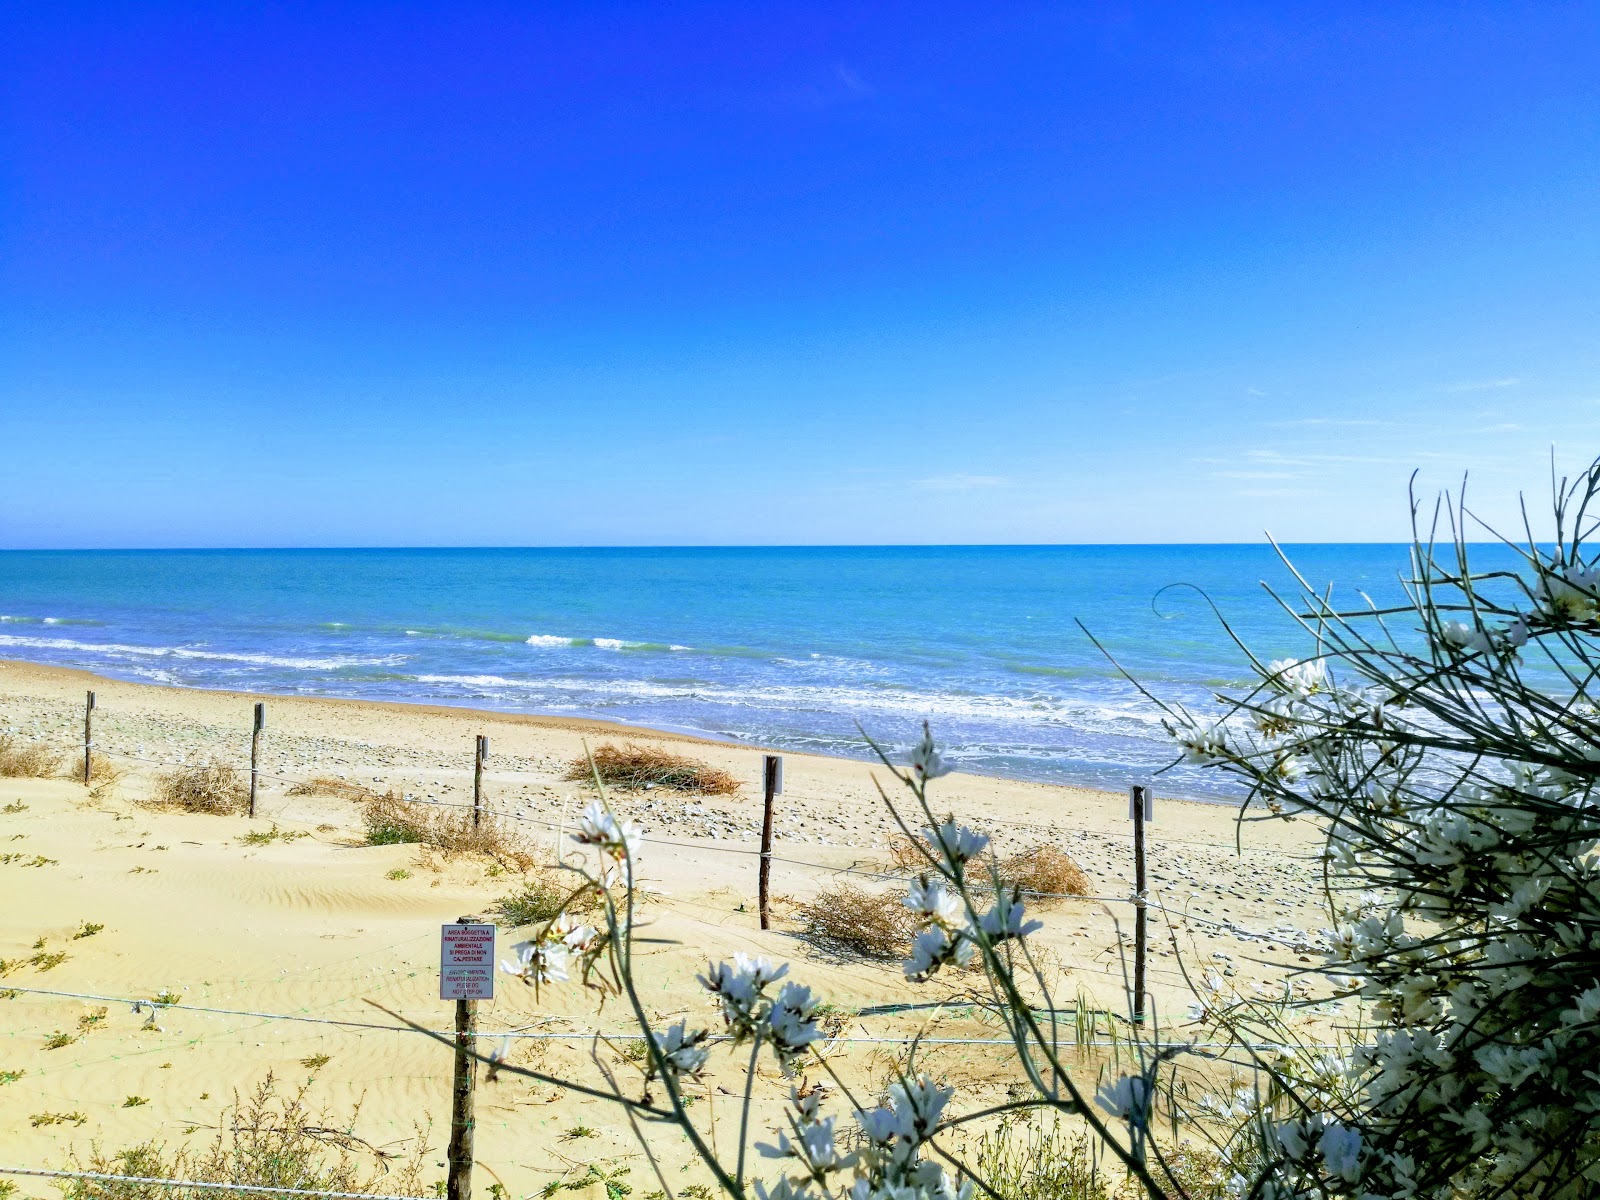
[3,2,1597,547]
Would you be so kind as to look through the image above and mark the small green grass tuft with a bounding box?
[31,1110,88,1127]
[44,1030,78,1049]
[73,922,104,939]
[122,1095,149,1108]
[385,868,411,880]
[239,825,307,846]
[301,1053,331,1070]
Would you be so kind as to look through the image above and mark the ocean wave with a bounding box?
[525,633,694,652]
[393,669,1177,737]
[1,615,103,626]
[0,633,404,673]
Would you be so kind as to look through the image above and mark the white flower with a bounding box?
[501,938,570,986]
[758,1115,847,1172]
[1094,1075,1150,1128]
[924,820,989,866]
[908,721,953,780]
[1537,559,1600,619]
[752,1181,813,1200]
[903,925,975,981]
[1267,657,1328,697]
[650,1020,711,1075]
[977,890,1043,941]
[904,875,964,927]
[856,1075,951,1147]
[1275,1120,1310,1161]
[572,799,642,865]
[768,981,827,1072]
[699,953,787,1035]
[1319,1121,1361,1182]
[1166,714,1230,764]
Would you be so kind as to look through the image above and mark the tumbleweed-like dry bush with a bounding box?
[0,732,62,778]
[148,760,249,815]
[287,775,374,801]
[992,844,1092,900]
[884,834,1090,902]
[564,742,741,794]
[795,882,916,959]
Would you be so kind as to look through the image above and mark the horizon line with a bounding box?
[0,540,1495,553]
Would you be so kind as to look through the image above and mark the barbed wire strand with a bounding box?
[0,1165,421,1200]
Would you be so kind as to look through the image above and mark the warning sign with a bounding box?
[440,923,497,1001]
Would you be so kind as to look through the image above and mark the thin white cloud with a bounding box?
[1269,417,1395,428]
[913,473,1010,491]
[1447,377,1521,392]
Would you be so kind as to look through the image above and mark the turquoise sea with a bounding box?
[0,545,1443,799]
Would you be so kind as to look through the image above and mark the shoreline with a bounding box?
[0,653,1228,805]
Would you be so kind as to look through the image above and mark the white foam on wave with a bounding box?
[0,633,403,673]
[396,669,1174,737]
[592,638,626,650]
[525,634,573,647]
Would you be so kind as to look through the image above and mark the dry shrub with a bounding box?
[565,742,741,794]
[361,792,538,871]
[992,845,1091,901]
[63,1071,429,1200]
[70,752,122,785]
[885,834,1090,903]
[795,882,914,959]
[0,733,61,778]
[885,832,933,872]
[149,760,248,815]
[287,775,373,801]
[492,864,600,927]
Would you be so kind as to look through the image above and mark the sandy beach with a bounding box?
[0,658,1331,1194]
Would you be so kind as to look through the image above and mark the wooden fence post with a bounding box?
[83,691,95,785]
[1129,784,1152,1024]
[447,919,479,1200]
[759,754,782,931]
[473,736,487,829]
[249,702,265,819]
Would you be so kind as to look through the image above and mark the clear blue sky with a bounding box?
[3,2,1597,548]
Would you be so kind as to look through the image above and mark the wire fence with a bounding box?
[0,1165,425,1200]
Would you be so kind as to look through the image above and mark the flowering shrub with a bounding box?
[1144,460,1600,1198]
